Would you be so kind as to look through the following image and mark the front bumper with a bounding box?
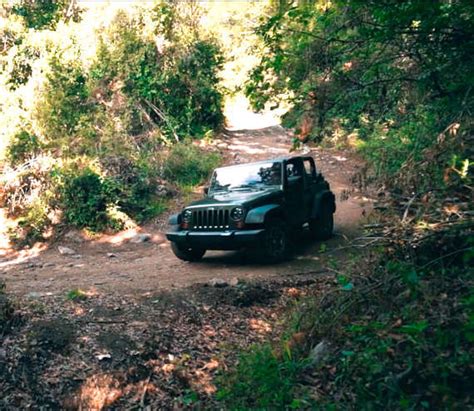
[166,228,266,250]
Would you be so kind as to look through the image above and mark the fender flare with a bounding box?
[245,204,282,224]
[311,191,336,219]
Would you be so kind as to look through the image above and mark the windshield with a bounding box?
[209,162,282,193]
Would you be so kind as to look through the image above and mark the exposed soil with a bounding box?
[0,116,374,409]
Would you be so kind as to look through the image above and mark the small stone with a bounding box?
[27,292,42,299]
[308,341,329,366]
[44,262,55,268]
[130,233,152,243]
[107,253,118,258]
[209,278,228,288]
[217,143,228,149]
[229,277,240,287]
[58,246,77,255]
[71,254,82,259]
[64,230,84,243]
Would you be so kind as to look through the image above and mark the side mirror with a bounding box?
[203,186,209,195]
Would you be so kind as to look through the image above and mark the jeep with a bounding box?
[166,156,336,262]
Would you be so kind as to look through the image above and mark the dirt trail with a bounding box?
[0,124,371,297]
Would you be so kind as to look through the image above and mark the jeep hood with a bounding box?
[186,187,283,209]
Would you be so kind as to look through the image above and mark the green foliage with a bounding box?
[61,167,112,231]
[35,53,97,154]
[162,143,220,186]
[0,3,225,243]
[217,344,309,409]
[66,288,88,301]
[10,0,80,30]
[12,0,64,30]
[6,130,42,166]
[247,0,474,185]
[106,156,168,223]
[91,10,224,139]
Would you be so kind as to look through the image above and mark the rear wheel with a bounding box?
[309,202,334,241]
[262,219,288,262]
[170,242,206,262]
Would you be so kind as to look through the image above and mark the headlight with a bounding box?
[182,209,193,223]
[230,207,245,221]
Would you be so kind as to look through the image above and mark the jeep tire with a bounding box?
[262,219,288,262]
[309,201,334,241]
[170,242,206,262]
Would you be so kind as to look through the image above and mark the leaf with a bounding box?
[400,321,428,335]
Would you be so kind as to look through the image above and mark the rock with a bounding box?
[27,291,42,299]
[96,353,111,361]
[71,254,82,259]
[156,184,171,197]
[58,246,77,255]
[64,230,84,243]
[229,277,240,287]
[107,253,118,258]
[217,143,229,149]
[130,233,152,243]
[43,262,55,268]
[308,341,330,366]
[209,278,228,288]
[333,155,347,162]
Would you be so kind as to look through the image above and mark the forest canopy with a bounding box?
[248,0,473,186]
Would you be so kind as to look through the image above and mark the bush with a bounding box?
[217,344,308,409]
[61,168,112,231]
[162,143,220,186]
[6,130,42,166]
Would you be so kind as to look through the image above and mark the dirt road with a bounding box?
[0,125,371,297]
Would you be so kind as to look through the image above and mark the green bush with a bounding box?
[61,168,111,231]
[217,344,308,409]
[90,10,224,140]
[6,130,42,166]
[162,143,220,186]
[105,156,167,223]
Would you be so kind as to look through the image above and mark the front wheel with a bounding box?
[170,242,206,262]
[309,202,334,241]
[261,220,288,262]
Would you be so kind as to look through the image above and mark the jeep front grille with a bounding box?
[191,209,230,230]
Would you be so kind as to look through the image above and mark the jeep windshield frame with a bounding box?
[208,161,283,195]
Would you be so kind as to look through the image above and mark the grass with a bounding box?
[66,288,88,301]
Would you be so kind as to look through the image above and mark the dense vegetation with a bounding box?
[0,1,223,243]
[218,0,473,408]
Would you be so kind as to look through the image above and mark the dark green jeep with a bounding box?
[166,156,336,262]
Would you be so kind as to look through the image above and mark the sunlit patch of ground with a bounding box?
[93,228,166,246]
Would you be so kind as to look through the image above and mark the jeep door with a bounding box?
[284,158,307,226]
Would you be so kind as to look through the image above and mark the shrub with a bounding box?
[162,143,220,186]
[61,168,111,231]
[217,344,309,409]
[6,130,42,166]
